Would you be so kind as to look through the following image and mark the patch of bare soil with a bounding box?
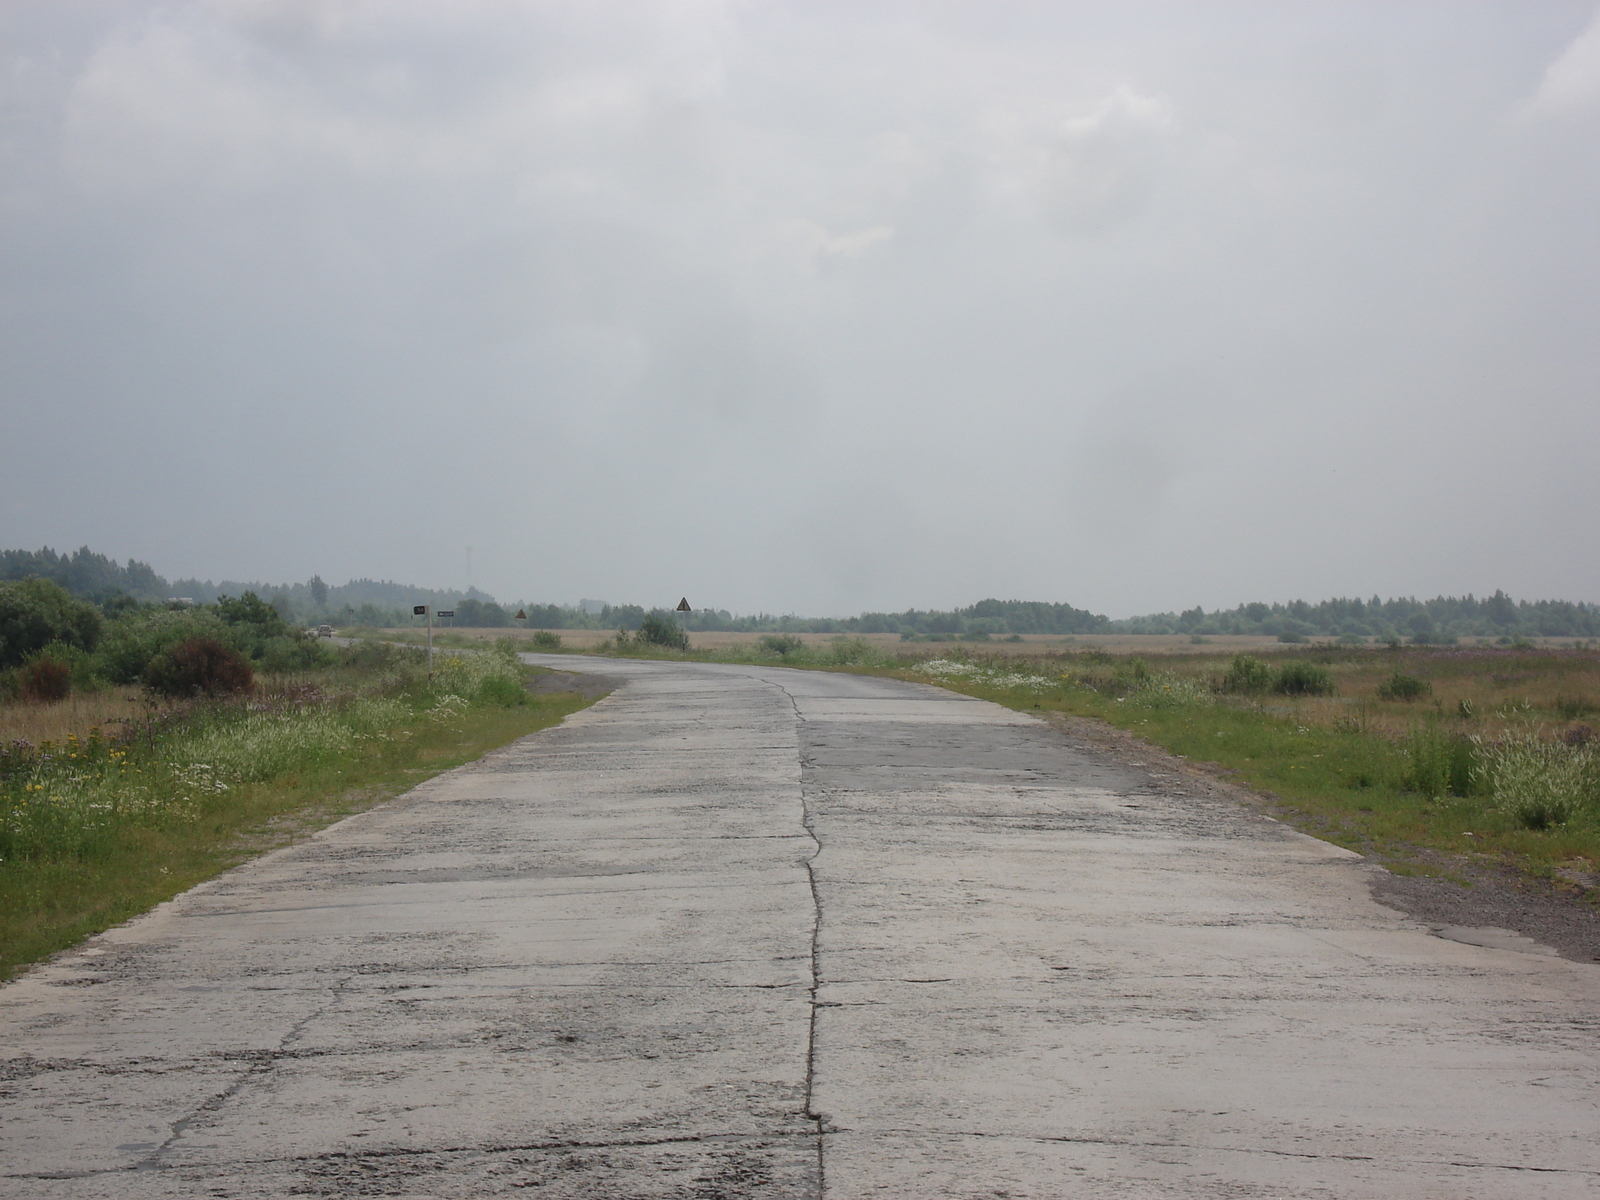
[1043,711,1600,965]
[527,671,620,700]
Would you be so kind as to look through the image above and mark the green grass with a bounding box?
[0,645,604,980]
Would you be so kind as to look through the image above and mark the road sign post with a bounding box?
[414,605,432,677]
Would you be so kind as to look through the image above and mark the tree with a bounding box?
[0,578,103,669]
[309,575,329,607]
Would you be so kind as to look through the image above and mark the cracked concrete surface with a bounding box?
[2,659,1598,1198]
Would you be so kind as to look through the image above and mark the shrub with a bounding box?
[828,638,873,665]
[1554,694,1595,720]
[97,607,228,683]
[144,637,254,697]
[19,655,71,702]
[530,630,562,650]
[1474,732,1597,830]
[1220,654,1275,695]
[1275,661,1336,696]
[637,613,688,650]
[217,591,331,672]
[1377,673,1431,702]
[0,578,102,669]
[760,634,805,657]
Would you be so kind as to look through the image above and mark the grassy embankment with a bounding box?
[0,641,601,980]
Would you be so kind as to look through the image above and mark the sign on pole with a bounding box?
[414,605,433,676]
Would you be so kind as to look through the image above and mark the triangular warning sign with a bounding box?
[676,597,691,612]
[515,609,527,620]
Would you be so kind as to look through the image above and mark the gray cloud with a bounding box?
[3,1,1598,616]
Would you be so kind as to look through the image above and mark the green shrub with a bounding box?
[1554,694,1595,720]
[1275,661,1335,696]
[1376,673,1431,702]
[530,630,562,650]
[0,578,102,669]
[828,638,874,665]
[217,592,331,672]
[96,607,229,683]
[760,634,805,657]
[1474,732,1597,830]
[1220,654,1275,695]
[637,613,688,650]
[144,637,254,697]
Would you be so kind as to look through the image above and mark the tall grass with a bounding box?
[1474,732,1598,830]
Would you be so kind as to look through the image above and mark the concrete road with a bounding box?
[2,659,1598,1199]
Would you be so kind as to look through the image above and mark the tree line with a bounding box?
[6,546,1596,641]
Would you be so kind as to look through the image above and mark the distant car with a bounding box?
[317,625,334,638]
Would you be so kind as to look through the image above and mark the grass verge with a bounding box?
[0,642,603,980]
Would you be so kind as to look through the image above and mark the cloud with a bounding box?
[1520,7,1600,119]
[3,2,1598,614]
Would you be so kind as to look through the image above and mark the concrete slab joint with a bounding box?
[1,655,1597,1198]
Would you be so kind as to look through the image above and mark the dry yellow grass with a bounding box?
[0,687,157,747]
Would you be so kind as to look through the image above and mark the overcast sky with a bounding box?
[3,1,1598,616]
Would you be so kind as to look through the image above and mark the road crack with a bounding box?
[764,676,827,1200]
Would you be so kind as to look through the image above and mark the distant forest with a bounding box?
[4,546,1598,642]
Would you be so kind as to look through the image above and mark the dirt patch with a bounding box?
[1043,710,1600,965]
[528,671,620,700]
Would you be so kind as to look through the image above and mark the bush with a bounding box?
[19,655,71,702]
[530,630,562,650]
[216,591,331,673]
[828,637,874,665]
[0,578,102,669]
[1474,732,1597,830]
[1221,654,1275,695]
[1276,661,1336,696]
[1377,673,1431,702]
[637,613,689,650]
[760,634,805,657]
[144,637,255,697]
